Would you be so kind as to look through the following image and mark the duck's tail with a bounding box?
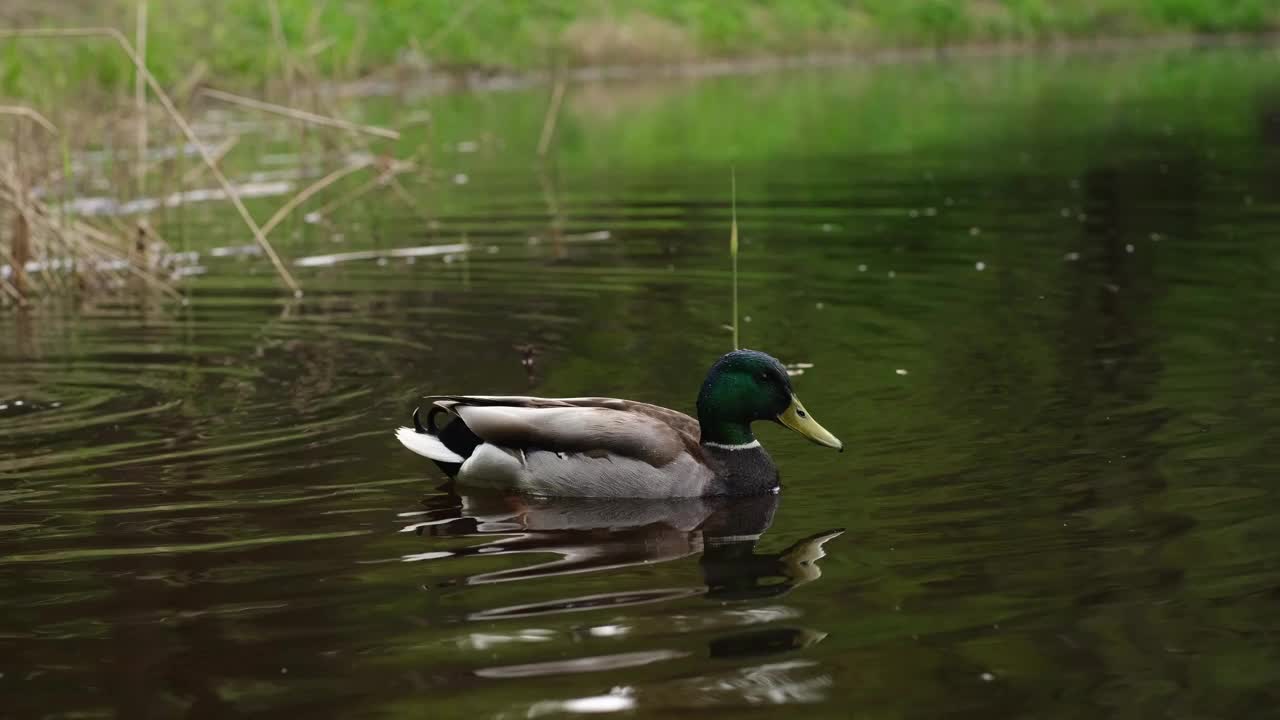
[395,426,465,463]
[395,406,466,464]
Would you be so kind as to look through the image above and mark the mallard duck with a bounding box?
[395,349,842,498]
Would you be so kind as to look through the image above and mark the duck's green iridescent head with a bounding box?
[696,349,842,450]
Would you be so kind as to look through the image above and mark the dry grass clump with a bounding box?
[0,10,420,304]
[561,13,697,67]
[0,124,181,304]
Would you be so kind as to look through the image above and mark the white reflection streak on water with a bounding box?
[475,649,688,679]
[523,688,636,717]
[689,660,832,706]
[459,629,555,651]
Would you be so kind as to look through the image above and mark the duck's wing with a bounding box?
[426,395,701,466]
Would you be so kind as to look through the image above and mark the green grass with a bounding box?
[1,0,1277,103]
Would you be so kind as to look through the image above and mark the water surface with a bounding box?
[3,48,1280,718]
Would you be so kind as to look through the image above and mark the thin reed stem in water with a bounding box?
[267,0,298,91]
[306,162,410,221]
[260,159,373,237]
[10,209,30,299]
[135,0,148,196]
[537,70,568,158]
[731,168,740,350]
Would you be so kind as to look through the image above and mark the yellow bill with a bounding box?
[778,394,843,451]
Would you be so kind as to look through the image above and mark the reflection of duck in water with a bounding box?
[395,350,842,497]
[403,490,842,618]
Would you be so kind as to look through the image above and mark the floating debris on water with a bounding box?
[786,362,815,377]
[969,227,981,236]
[453,173,469,185]
[293,243,470,268]
[975,261,986,271]
[895,369,909,375]
[1125,244,1135,253]
[565,230,612,242]
[981,673,996,682]
[1064,251,1081,261]
[210,244,263,258]
[858,264,867,272]
[61,181,295,217]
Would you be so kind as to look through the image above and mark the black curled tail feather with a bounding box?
[412,402,482,477]
[427,406,450,434]
[413,405,454,436]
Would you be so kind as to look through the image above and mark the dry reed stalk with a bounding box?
[0,177,118,297]
[199,88,400,140]
[0,107,58,135]
[537,71,568,158]
[0,27,301,295]
[179,135,238,186]
[305,162,411,222]
[260,159,372,237]
[387,177,432,223]
[10,209,30,298]
[0,274,24,304]
[174,60,209,105]
[305,0,331,45]
[135,0,148,192]
[267,0,298,92]
[278,22,431,226]
[63,213,182,300]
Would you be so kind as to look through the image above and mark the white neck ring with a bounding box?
[703,439,761,451]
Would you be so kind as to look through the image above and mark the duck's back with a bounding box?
[397,396,720,498]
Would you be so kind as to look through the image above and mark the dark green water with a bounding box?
[4,48,1280,718]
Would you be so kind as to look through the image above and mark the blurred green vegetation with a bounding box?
[0,0,1277,102]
